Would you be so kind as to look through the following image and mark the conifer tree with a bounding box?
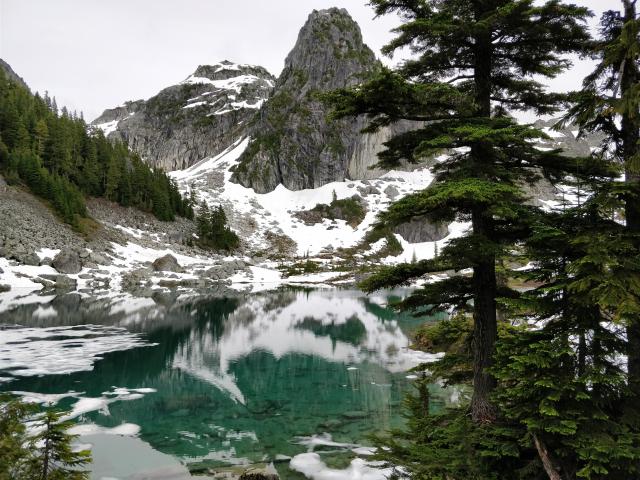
[0,69,193,224]
[492,197,640,479]
[32,410,91,480]
[0,394,37,479]
[564,0,640,407]
[330,0,591,423]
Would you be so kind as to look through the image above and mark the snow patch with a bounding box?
[291,453,393,480]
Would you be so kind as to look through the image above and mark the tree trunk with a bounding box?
[533,435,563,480]
[471,241,498,423]
[621,0,640,401]
[41,416,51,480]
[470,11,498,424]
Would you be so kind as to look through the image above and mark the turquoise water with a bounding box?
[0,288,451,478]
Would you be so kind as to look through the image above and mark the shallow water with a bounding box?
[0,288,452,479]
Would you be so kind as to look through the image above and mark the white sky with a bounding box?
[0,0,609,122]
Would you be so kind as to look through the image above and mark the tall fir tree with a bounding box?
[329,0,591,423]
[564,0,640,409]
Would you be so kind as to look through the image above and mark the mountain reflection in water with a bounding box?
[0,288,456,475]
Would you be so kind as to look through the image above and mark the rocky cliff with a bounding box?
[92,61,275,171]
[231,8,404,193]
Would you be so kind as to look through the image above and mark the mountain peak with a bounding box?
[280,7,375,92]
[231,8,382,193]
[311,7,350,17]
[187,61,274,83]
[93,60,275,170]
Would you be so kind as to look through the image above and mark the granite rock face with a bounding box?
[231,8,406,193]
[92,61,275,171]
[393,217,450,244]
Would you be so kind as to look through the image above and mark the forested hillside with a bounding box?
[0,69,193,226]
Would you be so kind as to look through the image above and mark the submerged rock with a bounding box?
[239,463,280,480]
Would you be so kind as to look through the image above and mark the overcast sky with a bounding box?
[1,0,609,122]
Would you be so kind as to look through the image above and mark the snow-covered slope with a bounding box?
[171,139,468,263]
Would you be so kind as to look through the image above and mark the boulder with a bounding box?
[22,252,41,266]
[393,216,449,244]
[39,274,78,289]
[39,257,53,266]
[0,284,9,293]
[384,185,400,200]
[52,249,82,274]
[152,254,183,273]
[88,252,111,266]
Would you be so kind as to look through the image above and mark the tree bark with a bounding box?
[533,435,563,480]
[470,16,498,424]
[41,416,51,480]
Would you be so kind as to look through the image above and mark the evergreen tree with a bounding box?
[31,410,91,480]
[0,69,193,224]
[492,200,640,479]
[0,396,92,480]
[0,394,37,479]
[564,0,640,408]
[330,0,591,423]
[34,118,49,157]
[195,202,240,251]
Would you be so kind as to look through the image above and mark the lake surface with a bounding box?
[0,288,452,479]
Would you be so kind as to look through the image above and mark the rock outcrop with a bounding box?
[231,8,408,193]
[92,61,275,171]
[394,217,449,244]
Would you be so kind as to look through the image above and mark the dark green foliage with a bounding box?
[0,394,38,479]
[299,194,366,228]
[195,202,240,252]
[0,395,91,479]
[493,327,639,479]
[564,0,640,407]
[0,70,193,225]
[279,259,322,277]
[330,0,593,425]
[322,0,640,477]
[32,410,91,480]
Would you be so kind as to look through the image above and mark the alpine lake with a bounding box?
[0,287,457,480]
